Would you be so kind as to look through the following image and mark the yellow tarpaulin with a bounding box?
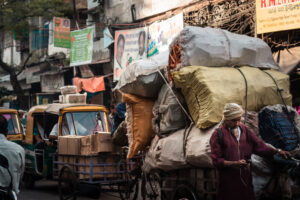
[173,66,292,129]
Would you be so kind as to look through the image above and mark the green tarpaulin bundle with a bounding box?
[173,66,292,129]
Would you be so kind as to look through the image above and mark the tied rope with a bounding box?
[234,67,248,124]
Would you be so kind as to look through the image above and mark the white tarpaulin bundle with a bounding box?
[152,84,186,135]
[143,129,188,172]
[185,125,219,167]
[114,51,169,98]
[171,26,279,70]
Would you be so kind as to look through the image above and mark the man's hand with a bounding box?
[277,149,291,159]
[224,160,248,169]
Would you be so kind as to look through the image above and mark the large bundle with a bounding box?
[168,26,278,80]
[185,125,219,167]
[152,84,186,135]
[259,104,300,151]
[251,155,273,199]
[173,66,292,129]
[115,51,168,98]
[122,93,155,159]
[143,129,188,172]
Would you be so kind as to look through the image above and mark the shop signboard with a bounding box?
[70,26,94,66]
[114,27,148,81]
[41,74,64,93]
[54,17,71,48]
[256,0,300,34]
[147,13,183,57]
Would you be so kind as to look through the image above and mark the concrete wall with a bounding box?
[104,0,198,23]
[2,38,21,66]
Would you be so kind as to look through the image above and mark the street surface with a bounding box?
[19,181,119,200]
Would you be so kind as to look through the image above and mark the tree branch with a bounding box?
[16,51,34,76]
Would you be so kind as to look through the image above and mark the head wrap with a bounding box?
[223,103,243,120]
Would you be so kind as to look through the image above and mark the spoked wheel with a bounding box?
[142,171,163,200]
[59,166,79,200]
[172,184,198,200]
[118,160,139,200]
[118,174,139,200]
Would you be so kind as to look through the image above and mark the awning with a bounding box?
[273,46,300,74]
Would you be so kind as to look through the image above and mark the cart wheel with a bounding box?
[59,166,79,200]
[172,185,198,200]
[142,171,163,200]
[23,173,35,189]
[118,165,139,200]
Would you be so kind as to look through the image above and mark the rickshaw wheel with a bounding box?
[59,166,79,200]
[142,171,163,200]
[118,162,139,200]
[172,184,198,200]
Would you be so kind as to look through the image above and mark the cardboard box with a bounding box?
[59,133,114,155]
[58,136,85,155]
[92,133,114,153]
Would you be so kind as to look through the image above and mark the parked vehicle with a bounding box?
[0,108,24,144]
[23,103,135,200]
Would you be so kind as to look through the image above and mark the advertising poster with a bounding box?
[54,17,71,48]
[70,26,94,66]
[256,0,300,34]
[147,13,183,57]
[114,27,148,81]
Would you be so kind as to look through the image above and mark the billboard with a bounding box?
[70,26,94,66]
[114,27,148,81]
[256,0,300,34]
[54,17,71,48]
[147,13,183,57]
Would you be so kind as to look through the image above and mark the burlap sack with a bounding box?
[122,93,155,159]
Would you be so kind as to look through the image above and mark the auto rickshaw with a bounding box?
[23,103,111,189]
[0,108,24,144]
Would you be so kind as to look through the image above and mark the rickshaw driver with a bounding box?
[48,117,71,140]
[33,117,52,146]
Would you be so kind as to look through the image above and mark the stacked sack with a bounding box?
[59,85,87,104]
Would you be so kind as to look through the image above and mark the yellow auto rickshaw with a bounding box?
[0,108,24,144]
[23,103,111,188]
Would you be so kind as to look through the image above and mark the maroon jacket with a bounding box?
[210,123,276,200]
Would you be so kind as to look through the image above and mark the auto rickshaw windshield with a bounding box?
[63,111,109,136]
[2,114,22,135]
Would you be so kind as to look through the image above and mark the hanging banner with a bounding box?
[147,13,184,57]
[256,0,300,34]
[54,17,71,48]
[70,26,94,66]
[114,27,148,81]
[41,74,64,93]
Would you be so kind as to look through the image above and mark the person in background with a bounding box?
[210,103,290,200]
[0,115,25,194]
[109,104,116,129]
[111,103,126,136]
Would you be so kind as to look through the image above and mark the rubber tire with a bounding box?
[173,184,198,200]
[59,166,78,200]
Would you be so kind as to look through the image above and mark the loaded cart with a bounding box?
[23,103,137,200]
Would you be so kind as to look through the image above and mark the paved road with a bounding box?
[19,180,120,200]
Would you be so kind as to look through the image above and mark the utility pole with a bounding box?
[72,0,80,30]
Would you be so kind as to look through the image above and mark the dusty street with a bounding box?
[19,181,120,200]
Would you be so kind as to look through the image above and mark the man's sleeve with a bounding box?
[49,124,58,136]
[210,130,225,169]
[248,128,276,158]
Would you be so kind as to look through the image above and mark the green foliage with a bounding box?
[0,0,73,40]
